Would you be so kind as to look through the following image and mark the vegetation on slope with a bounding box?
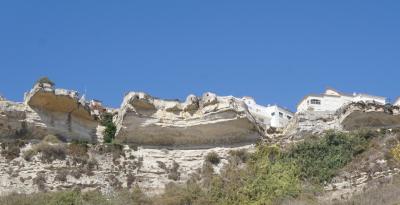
[0,130,385,205]
[286,130,374,184]
[100,112,117,143]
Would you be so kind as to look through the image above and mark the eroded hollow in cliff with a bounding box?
[26,90,98,142]
[342,111,400,131]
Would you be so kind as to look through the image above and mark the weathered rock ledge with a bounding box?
[115,92,264,146]
[0,83,100,142]
[281,102,400,141]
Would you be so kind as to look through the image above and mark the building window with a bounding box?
[287,116,292,120]
[279,112,283,117]
[271,112,275,116]
[310,99,321,105]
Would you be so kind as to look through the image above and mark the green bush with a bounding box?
[285,131,372,184]
[238,145,301,205]
[228,149,249,164]
[101,113,116,143]
[0,189,151,205]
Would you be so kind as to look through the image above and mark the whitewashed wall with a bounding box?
[243,97,293,128]
[297,93,386,113]
[395,98,400,106]
[353,95,386,105]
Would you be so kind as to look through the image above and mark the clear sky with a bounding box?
[0,1,399,110]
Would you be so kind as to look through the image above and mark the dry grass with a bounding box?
[35,142,67,163]
[0,140,27,161]
[42,135,61,144]
[167,161,181,181]
[326,176,400,205]
[205,151,220,165]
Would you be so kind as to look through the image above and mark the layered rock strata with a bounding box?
[115,92,264,146]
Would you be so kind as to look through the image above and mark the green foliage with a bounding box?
[101,113,116,143]
[0,189,151,205]
[285,130,372,184]
[36,77,55,86]
[0,130,376,205]
[151,131,373,205]
[228,149,249,164]
[239,146,301,205]
[156,145,301,205]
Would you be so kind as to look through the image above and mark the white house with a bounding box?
[394,97,400,107]
[297,88,386,113]
[242,97,294,128]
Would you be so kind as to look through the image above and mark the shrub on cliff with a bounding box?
[25,142,67,163]
[37,143,67,163]
[205,151,220,165]
[0,140,27,161]
[42,135,61,144]
[101,112,116,143]
[35,77,55,86]
[285,130,373,184]
[0,189,152,205]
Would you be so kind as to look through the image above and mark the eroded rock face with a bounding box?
[321,132,400,202]
[0,84,100,142]
[339,103,400,131]
[115,92,263,146]
[0,101,30,138]
[23,84,99,142]
[282,102,400,140]
[0,143,254,196]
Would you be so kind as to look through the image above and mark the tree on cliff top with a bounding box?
[36,77,55,86]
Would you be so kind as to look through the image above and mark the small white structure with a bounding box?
[394,97,400,107]
[297,88,386,113]
[242,97,293,128]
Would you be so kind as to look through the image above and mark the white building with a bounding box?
[297,88,386,113]
[394,97,400,107]
[242,97,293,128]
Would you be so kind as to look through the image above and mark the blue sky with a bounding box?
[0,1,399,110]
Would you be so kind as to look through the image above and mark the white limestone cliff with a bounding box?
[114,92,264,146]
[281,102,400,142]
[0,83,100,142]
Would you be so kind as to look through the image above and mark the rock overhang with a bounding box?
[25,85,94,121]
[114,91,263,146]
